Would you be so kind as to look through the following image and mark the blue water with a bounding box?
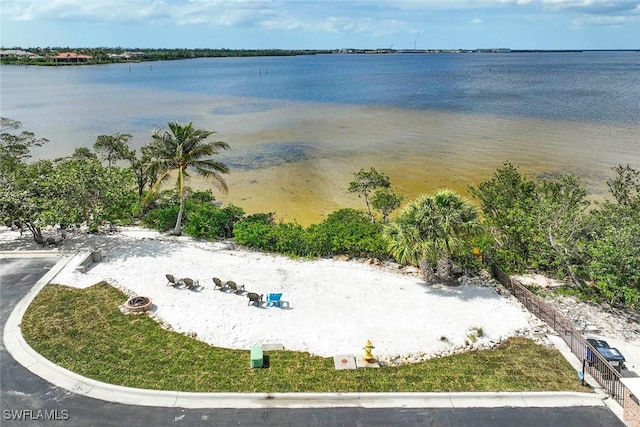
[1,51,638,160]
[57,51,639,124]
[2,52,638,220]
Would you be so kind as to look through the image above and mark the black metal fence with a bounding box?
[490,263,627,406]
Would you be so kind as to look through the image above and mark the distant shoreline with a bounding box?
[2,47,638,67]
[0,48,330,66]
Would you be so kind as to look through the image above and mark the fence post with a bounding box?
[570,333,573,352]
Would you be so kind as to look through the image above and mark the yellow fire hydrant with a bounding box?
[472,247,483,263]
[363,340,376,363]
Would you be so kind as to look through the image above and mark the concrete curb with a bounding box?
[3,253,607,409]
[0,250,65,258]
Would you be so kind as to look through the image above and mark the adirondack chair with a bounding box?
[266,293,283,307]
[166,274,183,288]
[182,278,201,291]
[226,280,245,294]
[247,292,263,306]
[212,277,228,291]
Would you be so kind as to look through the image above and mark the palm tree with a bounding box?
[146,121,230,235]
[384,189,481,283]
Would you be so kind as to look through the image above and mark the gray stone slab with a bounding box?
[355,357,381,369]
[333,354,357,370]
[262,343,285,351]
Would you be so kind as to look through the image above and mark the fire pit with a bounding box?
[124,296,152,313]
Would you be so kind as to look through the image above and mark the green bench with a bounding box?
[250,345,263,368]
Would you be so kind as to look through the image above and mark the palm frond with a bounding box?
[384,189,481,267]
[144,121,231,208]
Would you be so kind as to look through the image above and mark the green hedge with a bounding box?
[233,209,389,259]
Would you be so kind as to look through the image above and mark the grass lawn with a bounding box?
[21,282,591,393]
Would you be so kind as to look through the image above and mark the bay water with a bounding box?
[1,52,638,224]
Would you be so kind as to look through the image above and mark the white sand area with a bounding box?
[31,227,537,362]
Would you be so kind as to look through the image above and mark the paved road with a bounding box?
[0,256,625,426]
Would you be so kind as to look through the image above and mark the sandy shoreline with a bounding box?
[3,227,540,363]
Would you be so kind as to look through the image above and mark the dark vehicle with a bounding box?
[586,338,626,375]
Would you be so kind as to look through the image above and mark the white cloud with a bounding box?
[540,0,640,27]
[0,0,532,24]
[2,0,638,41]
[1,0,281,25]
[542,0,640,14]
[496,0,534,5]
[572,13,640,27]
[3,0,637,26]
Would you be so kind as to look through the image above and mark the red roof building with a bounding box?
[52,52,93,62]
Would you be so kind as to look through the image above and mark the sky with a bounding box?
[1,0,638,50]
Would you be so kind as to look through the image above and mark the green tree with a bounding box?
[1,160,46,236]
[470,163,595,279]
[70,147,98,161]
[534,175,590,281]
[0,117,48,175]
[348,168,391,221]
[468,162,538,271]
[94,133,132,168]
[0,119,48,232]
[587,205,640,307]
[607,164,640,209]
[1,150,135,239]
[51,150,136,229]
[116,142,157,206]
[384,189,481,283]
[585,165,640,306]
[371,187,404,223]
[146,121,230,235]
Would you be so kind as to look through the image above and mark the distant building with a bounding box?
[0,49,37,58]
[52,52,93,62]
[476,48,512,53]
[108,51,146,60]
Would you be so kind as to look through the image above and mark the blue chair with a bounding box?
[266,293,283,307]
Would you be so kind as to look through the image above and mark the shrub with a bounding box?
[314,209,388,258]
[189,189,216,204]
[586,208,640,307]
[143,189,244,239]
[271,222,310,257]
[232,209,388,259]
[142,205,179,231]
[233,213,277,250]
[183,203,244,239]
